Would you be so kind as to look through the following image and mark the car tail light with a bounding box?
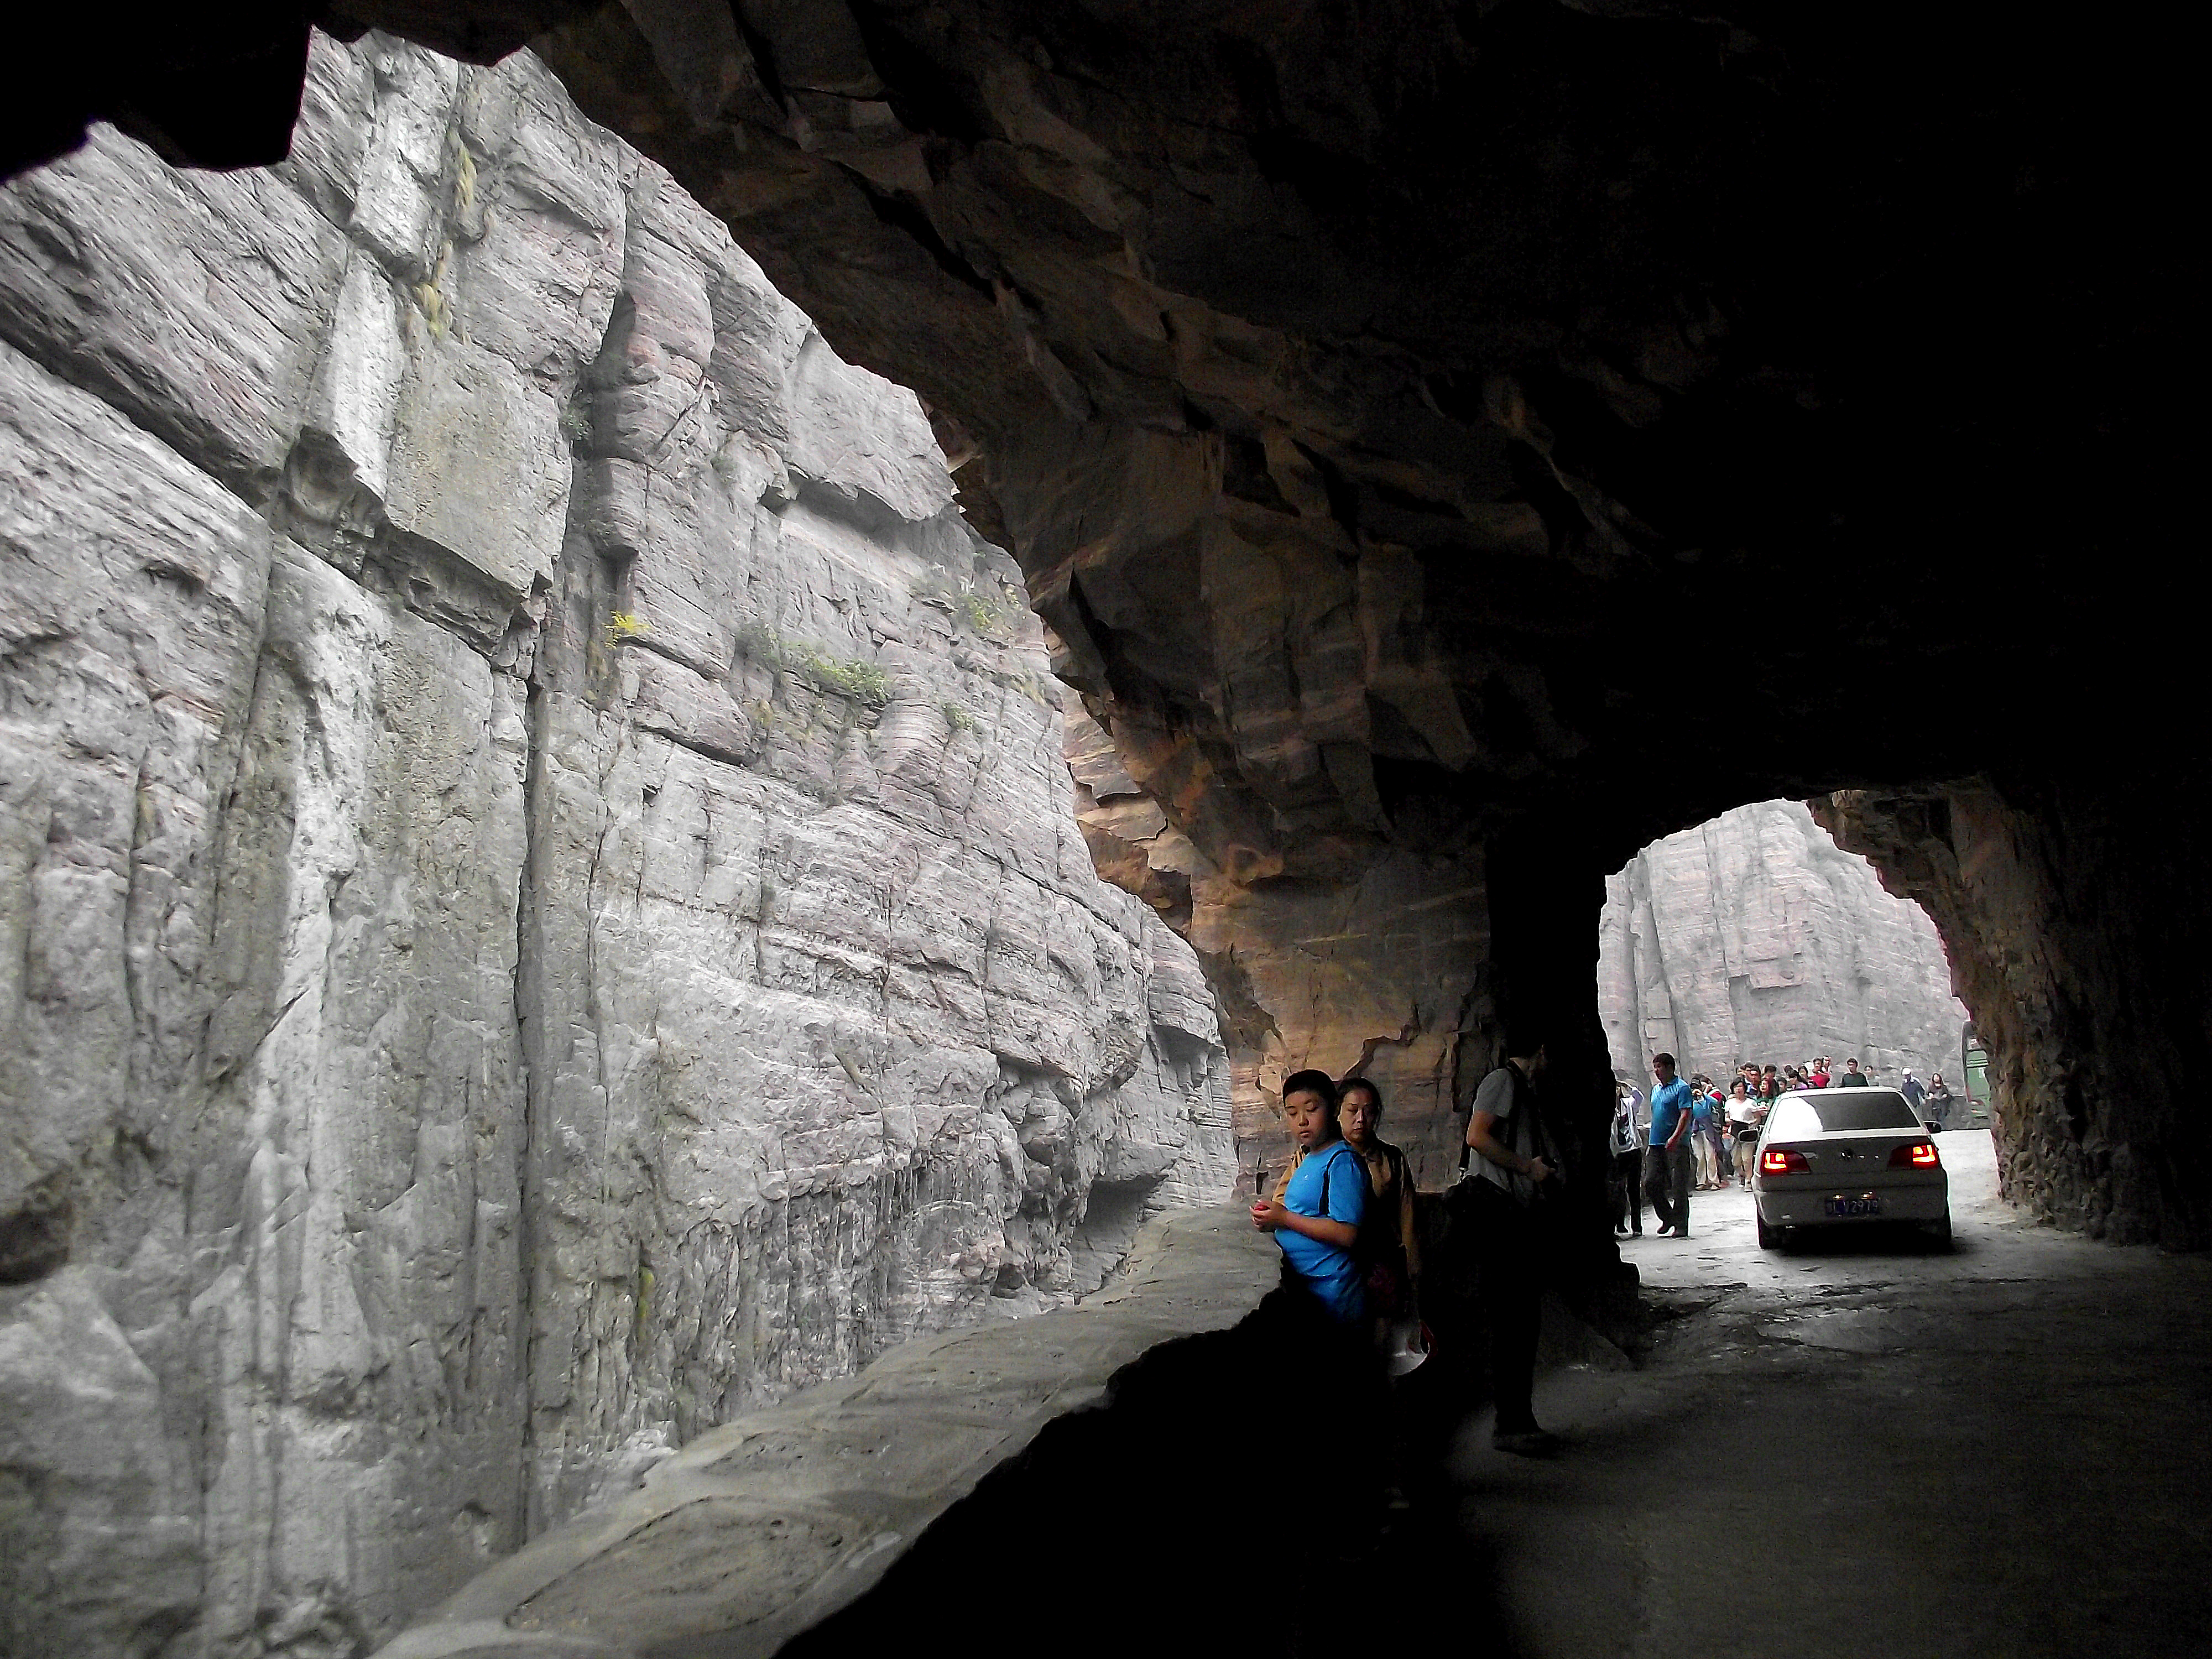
[1761,1148,1808,1175]
[1890,1141,1941,1168]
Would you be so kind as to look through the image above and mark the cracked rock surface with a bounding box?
[1814,786,2212,1248]
[0,32,1231,1656]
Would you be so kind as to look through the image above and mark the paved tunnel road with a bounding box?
[1442,1132,2212,1659]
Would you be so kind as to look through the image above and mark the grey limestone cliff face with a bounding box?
[1598,800,1968,1082]
[0,32,1232,1658]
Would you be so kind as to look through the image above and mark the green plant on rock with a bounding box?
[735,620,889,707]
[413,242,455,341]
[450,139,477,218]
[942,701,976,733]
[606,611,650,646]
[800,653,890,706]
[961,589,1018,638]
[559,395,591,448]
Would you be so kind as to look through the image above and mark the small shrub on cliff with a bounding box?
[961,590,1017,637]
[559,395,592,450]
[798,652,890,706]
[449,138,477,217]
[413,246,454,342]
[734,621,888,707]
[606,611,649,646]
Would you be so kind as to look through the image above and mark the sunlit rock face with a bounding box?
[1598,801,1968,1083]
[0,33,1230,1656]
[1816,787,2210,1250]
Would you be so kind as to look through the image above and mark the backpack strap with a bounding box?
[1314,1140,1359,1223]
[1317,1140,1351,1214]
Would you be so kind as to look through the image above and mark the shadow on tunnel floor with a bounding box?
[1759,1222,1962,1260]
[778,1283,1521,1659]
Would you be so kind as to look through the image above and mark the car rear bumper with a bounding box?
[1756,1176,1948,1227]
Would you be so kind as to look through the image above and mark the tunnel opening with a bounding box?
[1598,799,1968,1096]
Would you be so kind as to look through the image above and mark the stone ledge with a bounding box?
[375,1207,1276,1658]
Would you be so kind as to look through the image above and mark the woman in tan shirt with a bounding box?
[1269,1077,1422,1315]
[1339,1077,1421,1321]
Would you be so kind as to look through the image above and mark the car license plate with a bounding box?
[1824,1194,1882,1218]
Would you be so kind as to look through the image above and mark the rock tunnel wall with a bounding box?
[2,7,2204,1646]
[460,0,2181,1220]
[0,0,2187,1245]
[4,0,2177,1243]
[0,33,1233,1656]
[1599,800,1968,1083]
[1817,787,2210,1249]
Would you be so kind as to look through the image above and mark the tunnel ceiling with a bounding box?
[12,2,2186,877]
[9,4,2200,1239]
[539,2,2179,880]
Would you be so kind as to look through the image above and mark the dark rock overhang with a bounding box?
[11,2,2185,869]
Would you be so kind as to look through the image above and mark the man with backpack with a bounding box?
[1459,1031,1560,1455]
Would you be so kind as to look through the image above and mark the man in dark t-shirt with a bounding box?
[1460,1033,1558,1455]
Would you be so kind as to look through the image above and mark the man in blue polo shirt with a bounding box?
[1642,1052,1696,1237]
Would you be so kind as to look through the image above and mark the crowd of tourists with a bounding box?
[1244,1039,1958,1463]
[1606,1053,1956,1238]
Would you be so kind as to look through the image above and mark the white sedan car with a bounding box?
[1752,1088,1950,1248]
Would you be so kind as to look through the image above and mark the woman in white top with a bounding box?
[1725,1078,1763,1188]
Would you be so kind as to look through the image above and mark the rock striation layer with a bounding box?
[0,33,1231,1657]
[1598,800,1968,1082]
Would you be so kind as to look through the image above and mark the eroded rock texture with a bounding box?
[9,4,2194,1242]
[1598,801,1968,1082]
[4,18,2204,1648]
[429,1,2173,1214]
[0,33,1230,1656]
[1817,788,2210,1249]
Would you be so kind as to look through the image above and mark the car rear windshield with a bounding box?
[1804,1092,1922,1131]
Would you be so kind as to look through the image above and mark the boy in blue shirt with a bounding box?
[1251,1070,1367,1321]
